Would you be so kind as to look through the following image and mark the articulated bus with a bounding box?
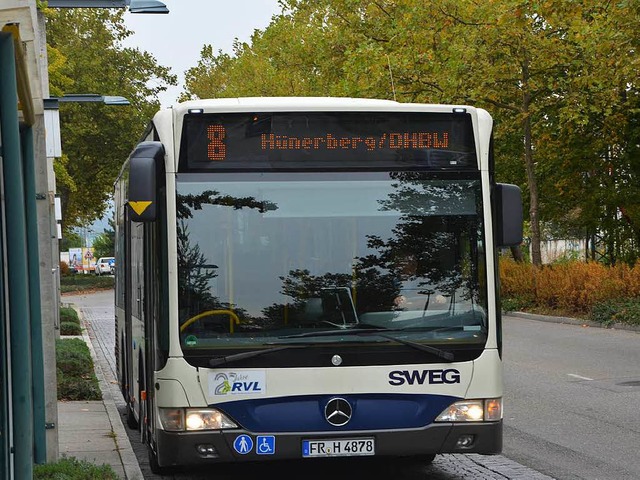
[114,97,522,473]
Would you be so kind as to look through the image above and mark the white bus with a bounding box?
[114,97,522,473]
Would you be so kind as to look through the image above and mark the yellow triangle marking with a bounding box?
[129,201,152,215]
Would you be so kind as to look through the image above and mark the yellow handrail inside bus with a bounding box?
[180,309,240,334]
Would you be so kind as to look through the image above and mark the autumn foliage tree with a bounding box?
[181,0,640,265]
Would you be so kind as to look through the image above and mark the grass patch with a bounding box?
[590,298,640,327]
[60,274,114,294]
[56,338,101,401]
[34,456,119,479]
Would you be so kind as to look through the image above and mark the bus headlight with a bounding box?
[159,408,238,431]
[435,398,502,422]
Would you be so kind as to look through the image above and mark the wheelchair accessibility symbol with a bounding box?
[233,434,253,455]
[256,435,275,455]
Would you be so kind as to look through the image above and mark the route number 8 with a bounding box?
[207,125,226,161]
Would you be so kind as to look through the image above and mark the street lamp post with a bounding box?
[47,93,131,106]
[46,0,169,14]
[43,94,131,216]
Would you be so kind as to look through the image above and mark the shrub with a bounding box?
[590,298,640,327]
[60,275,114,294]
[60,321,82,336]
[57,369,101,401]
[59,261,71,276]
[34,456,119,479]
[56,338,101,401]
[498,258,536,305]
[60,306,80,325]
[500,258,640,316]
[56,338,92,376]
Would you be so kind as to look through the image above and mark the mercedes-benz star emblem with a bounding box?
[325,397,352,426]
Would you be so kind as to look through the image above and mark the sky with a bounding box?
[121,0,283,108]
[87,1,282,237]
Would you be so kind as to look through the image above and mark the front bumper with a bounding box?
[154,421,502,468]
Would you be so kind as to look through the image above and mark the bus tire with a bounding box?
[119,340,127,400]
[421,454,436,465]
[402,454,436,467]
[148,442,173,475]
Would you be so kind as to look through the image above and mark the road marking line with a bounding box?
[568,373,593,381]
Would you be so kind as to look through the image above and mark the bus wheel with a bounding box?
[148,442,173,475]
[402,454,436,468]
[384,454,436,476]
[421,454,436,465]
[119,347,127,400]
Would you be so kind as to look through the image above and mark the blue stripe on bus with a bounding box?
[213,394,459,432]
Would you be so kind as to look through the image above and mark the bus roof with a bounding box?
[170,96,477,115]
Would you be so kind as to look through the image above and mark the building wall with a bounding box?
[1,1,55,477]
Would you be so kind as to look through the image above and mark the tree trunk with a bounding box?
[521,57,542,266]
[510,245,524,262]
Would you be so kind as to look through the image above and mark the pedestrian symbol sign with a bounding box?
[233,434,253,455]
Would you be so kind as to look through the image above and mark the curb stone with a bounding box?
[506,311,640,333]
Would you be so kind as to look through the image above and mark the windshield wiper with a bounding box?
[370,332,454,361]
[279,327,454,361]
[208,345,306,367]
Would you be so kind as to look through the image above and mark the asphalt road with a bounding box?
[501,314,640,480]
[66,289,640,479]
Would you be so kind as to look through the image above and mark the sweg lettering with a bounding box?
[388,368,461,386]
[230,381,263,392]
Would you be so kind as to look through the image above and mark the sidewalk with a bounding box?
[57,296,143,479]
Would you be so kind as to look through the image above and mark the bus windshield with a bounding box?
[176,171,487,351]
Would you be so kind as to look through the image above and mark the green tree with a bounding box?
[545,4,640,265]
[174,1,640,265]
[92,220,115,259]
[59,230,82,251]
[44,7,177,234]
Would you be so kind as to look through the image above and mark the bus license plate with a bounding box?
[302,438,375,458]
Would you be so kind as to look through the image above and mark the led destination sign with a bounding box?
[179,112,477,171]
[259,130,449,152]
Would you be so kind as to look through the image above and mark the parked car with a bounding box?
[95,257,115,276]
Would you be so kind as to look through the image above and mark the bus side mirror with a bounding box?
[128,141,164,222]
[496,183,523,247]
